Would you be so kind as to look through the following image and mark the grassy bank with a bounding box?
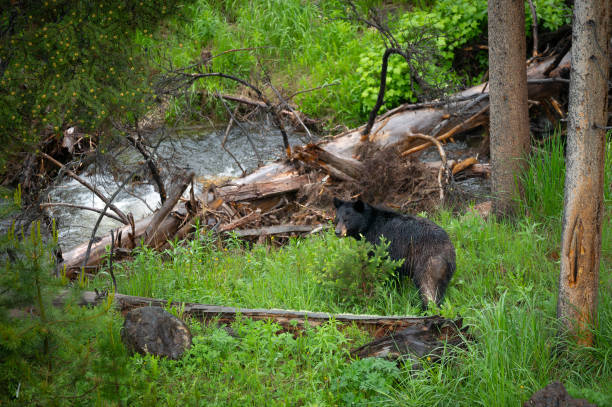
[2,139,611,405]
[10,140,593,406]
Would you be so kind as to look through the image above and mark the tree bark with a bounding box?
[487,0,531,216]
[557,0,610,346]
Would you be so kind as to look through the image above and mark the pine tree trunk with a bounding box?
[557,0,610,346]
[487,0,530,216]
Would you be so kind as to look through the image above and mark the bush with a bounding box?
[332,357,401,405]
[315,235,402,308]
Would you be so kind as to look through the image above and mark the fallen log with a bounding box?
[231,224,323,238]
[78,290,458,338]
[293,143,364,182]
[323,52,568,158]
[217,174,311,202]
[143,171,194,248]
[59,207,192,276]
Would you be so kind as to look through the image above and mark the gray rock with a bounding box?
[121,306,192,360]
[524,382,597,407]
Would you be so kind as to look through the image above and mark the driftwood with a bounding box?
[217,174,311,202]
[142,171,194,248]
[231,224,322,238]
[78,291,460,338]
[293,143,364,182]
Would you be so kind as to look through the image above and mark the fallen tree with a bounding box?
[77,290,466,341]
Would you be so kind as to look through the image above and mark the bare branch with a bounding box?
[527,0,540,57]
[39,203,125,224]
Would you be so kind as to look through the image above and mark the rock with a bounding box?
[524,382,597,407]
[121,306,192,360]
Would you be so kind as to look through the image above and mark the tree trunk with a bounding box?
[557,0,610,346]
[487,0,531,216]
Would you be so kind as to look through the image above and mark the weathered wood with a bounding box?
[424,161,490,177]
[451,157,479,175]
[217,174,311,202]
[218,209,261,232]
[232,224,322,238]
[59,206,191,275]
[323,53,568,159]
[78,291,449,337]
[143,171,194,247]
[557,0,609,346]
[293,143,364,182]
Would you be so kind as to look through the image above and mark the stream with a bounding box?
[45,123,309,251]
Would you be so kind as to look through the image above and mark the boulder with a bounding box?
[121,306,192,360]
[524,382,597,407]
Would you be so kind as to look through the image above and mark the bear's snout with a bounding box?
[335,224,347,237]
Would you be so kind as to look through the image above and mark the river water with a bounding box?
[45,123,309,250]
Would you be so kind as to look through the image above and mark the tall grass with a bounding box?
[86,203,612,406]
[520,133,566,222]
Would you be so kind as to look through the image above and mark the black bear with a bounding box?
[333,197,456,307]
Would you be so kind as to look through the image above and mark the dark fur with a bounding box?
[333,197,456,307]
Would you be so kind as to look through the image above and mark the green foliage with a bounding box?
[0,1,184,169]
[354,0,570,115]
[332,357,401,405]
[314,235,402,307]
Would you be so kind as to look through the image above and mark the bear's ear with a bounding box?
[333,197,343,208]
[353,199,365,212]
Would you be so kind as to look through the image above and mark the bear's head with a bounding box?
[333,197,369,238]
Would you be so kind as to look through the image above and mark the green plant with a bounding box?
[332,357,401,405]
[0,1,185,171]
[354,0,570,116]
[520,133,566,221]
[316,236,402,307]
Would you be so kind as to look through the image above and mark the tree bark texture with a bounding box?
[557,0,610,346]
[487,0,531,216]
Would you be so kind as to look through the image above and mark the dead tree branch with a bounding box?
[39,203,125,224]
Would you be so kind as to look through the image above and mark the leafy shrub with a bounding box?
[332,357,401,405]
[315,235,402,308]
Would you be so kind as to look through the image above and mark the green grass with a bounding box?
[78,211,610,406]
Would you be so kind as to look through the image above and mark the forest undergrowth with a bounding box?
[1,138,610,406]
